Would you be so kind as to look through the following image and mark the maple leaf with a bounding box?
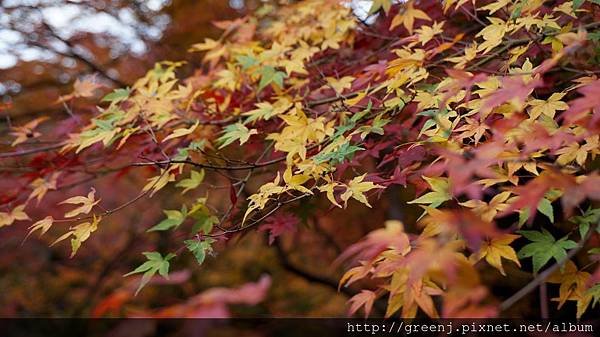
[547,260,591,309]
[142,169,176,197]
[243,99,293,123]
[338,220,411,263]
[518,229,578,274]
[339,261,373,289]
[471,234,520,276]
[60,188,101,218]
[479,0,510,14]
[0,204,30,228]
[25,216,54,239]
[217,123,258,148]
[101,88,130,103]
[390,1,431,33]
[314,140,364,165]
[426,209,502,251]
[562,80,600,124]
[185,238,215,265]
[476,17,509,54]
[162,121,199,142]
[27,172,60,204]
[528,93,569,119]
[408,176,452,208]
[74,121,122,153]
[556,136,599,167]
[502,171,574,224]
[176,170,205,195]
[348,290,377,318]
[259,212,299,245]
[52,215,101,258]
[325,76,354,94]
[584,283,600,315]
[414,21,444,45]
[443,0,470,13]
[57,77,103,102]
[189,38,220,52]
[124,251,176,295]
[439,68,487,107]
[369,0,393,14]
[148,206,188,232]
[570,207,600,239]
[340,174,384,208]
[9,116,49,146]
[244,174,287,224]
[318,182,343,208]
[480,76,542,116]
[257,65,287,91]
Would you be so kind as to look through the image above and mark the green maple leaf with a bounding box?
[101,88,130,103]
[185,238,215,265]
[257,66,286,91]
[517,229,578,274]
[235,54,259,69]
[586,283,600,309]
[124,252,176,295]
[570,207,600,238]
[191,212,219,235]
[537,198,554,223]
[369,0,393,14]
[407,176,452,208]
[314,140,363,165]
[148,206,187,232]
[176,170,205,195]
[217,123,258,148]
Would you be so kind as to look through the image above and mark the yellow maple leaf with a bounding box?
[325,76,354,94]
[340,174,384,208]
[476,17,509,54]
[442,0,470,13]
[460,191,511,222]
[143,169,176,197]
[556,136,599,166]
[471,234,521,276]
[0,204,30,228]
[57,77,103,103]
[547,260,591,310]
[390,1,431,33]
[244,173,286,224]
[528,93,569,119]
[162,121,199,142]
[52,215,101,257]
[26,216,54,239]
[479,0,510,14]
[189,38,220,52]
[60,188,101,218]
[9,116,49,146]
[28,172,60,204]
[318,181,342,208]
[414,21,444,46]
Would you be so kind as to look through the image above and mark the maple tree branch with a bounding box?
[0,142,66,158]
[274,237,356,297]
[39,21,127,87]
[499,223,597,313]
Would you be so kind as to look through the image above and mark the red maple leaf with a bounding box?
[502,170,576,221]
[481,76,542,116]
[562,80,600,128]
[259,212,299,244]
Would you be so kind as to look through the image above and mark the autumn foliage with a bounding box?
[2,0,600,319]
